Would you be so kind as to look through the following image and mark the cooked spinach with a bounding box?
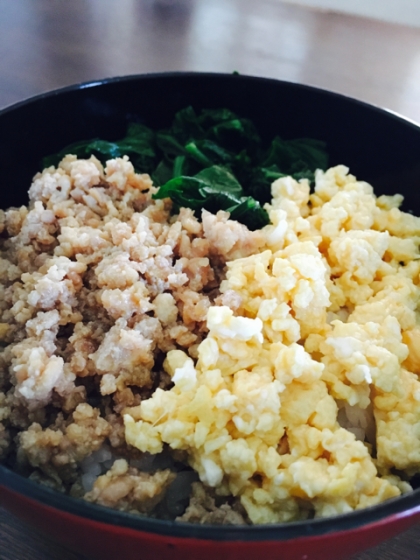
[42,123,157,173]
[153,165,268,230]
[42,107,328,230]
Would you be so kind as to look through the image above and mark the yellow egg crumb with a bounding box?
[124,166,420,523]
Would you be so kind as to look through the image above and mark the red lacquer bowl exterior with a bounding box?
[2,73,420,559]
[2,453,420,560]
[1,482,420,560]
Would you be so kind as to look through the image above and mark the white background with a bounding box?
[280,0,420,27]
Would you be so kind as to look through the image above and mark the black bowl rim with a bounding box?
[1,71,420,542]
[2,70,420,130]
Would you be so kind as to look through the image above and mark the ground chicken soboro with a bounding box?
[0,155,262,520]
[1,158,420,524]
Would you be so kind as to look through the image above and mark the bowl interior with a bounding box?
[2,72,420,210]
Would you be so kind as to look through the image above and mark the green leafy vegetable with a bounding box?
[153,165,268,230]
[42,106,329,231]
[42,123,157,174]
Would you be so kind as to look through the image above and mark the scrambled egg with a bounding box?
[124,166,420,523]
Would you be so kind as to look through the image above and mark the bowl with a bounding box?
[1,72,420,560]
